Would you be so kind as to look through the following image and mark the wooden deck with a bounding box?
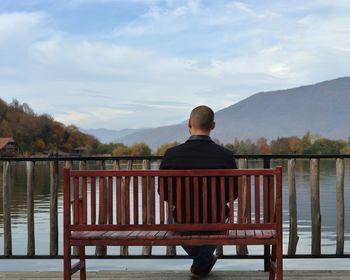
[0,270,348,279]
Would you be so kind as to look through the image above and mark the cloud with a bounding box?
[0,11,51,57]
[0,1,350,130]
[55,106,133,127]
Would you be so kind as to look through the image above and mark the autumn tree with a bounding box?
[112,144,130,156]
[129,143,152,156]
[0,98,101,154]
[256,137,271,154]
[156,142,178,155]
[270,137,294,154]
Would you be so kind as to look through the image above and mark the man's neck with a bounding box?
[190,128,210,136]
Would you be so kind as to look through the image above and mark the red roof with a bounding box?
[0,137,15,149]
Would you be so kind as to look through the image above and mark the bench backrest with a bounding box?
[64,168,282,232]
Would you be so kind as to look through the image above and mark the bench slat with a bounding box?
[90,177,96,225]
[71,229,276,242]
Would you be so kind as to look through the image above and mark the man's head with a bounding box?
[188,105,215,136]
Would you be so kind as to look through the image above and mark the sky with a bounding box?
[0,0,350,130]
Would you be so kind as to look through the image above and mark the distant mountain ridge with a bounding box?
[90,77,350,149]
[81,128,144,144]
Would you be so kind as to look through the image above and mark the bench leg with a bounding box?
[79,246,86,280]
[269,245,276,280]
[64,243,71,280]
[276,243,283,280]
[269,244,283,280]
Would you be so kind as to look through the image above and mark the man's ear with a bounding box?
[188,118,192,128]
[211,121,215,130]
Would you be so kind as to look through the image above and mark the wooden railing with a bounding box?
[0,155,349,259]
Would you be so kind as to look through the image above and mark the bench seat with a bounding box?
[71,229,276,246]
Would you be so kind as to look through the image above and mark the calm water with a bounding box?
[0,159,350,271]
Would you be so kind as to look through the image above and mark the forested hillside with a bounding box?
[0,98,99,155]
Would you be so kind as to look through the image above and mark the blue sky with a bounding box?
[0,0,349,130]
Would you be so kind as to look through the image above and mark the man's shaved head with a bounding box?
[189,105,215,132]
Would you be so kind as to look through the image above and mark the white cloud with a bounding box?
[55,107,132,126]
[0,1,350,130]
[0,12,47,46]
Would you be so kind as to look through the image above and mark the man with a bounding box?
[159,105,237,277]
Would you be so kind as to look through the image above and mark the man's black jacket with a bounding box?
[159,135,238,224]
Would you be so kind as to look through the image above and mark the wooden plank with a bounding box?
[176,177,182,223]
[220,176,226,223]
[185,177,190,223]
[336,158,344,255]
[236,159,248,256]
[310,158,321,255]
[1,270,350,280]
[26,161,35,256]
[120,160,132,256]
[91,177,96,225]
[202,177,208,224]
[107,176,113,224]
[70,168,279,177]
[288,158,298,255]
[49,160,59,256]
[2,161,12,256]
[166,177,176,257]
[194,177,200,224]
[141,159,151,256]
[254,175,260,224]
[133,176,139,224]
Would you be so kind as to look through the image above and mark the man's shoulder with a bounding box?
[164,142,186,154]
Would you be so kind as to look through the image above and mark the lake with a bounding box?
[0,158,350,271]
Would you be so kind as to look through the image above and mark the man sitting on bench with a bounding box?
[159,105,238,277]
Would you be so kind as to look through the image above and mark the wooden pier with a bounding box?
[1,155,350,275]
[0,270,348,279]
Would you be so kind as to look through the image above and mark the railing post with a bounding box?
[263,157,270,272]
[310,158,321,255]
[336,158,344,255]
[288,158,298,255]
[26,161,35,256]
[236,158,248,256]
[2,161,12,256]
[49,160,59,256]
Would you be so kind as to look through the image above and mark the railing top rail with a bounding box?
[1,154,350,162]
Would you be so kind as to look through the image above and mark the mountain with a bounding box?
[80,128,144,143]
[0,99,99,154]
[117,77,350,149]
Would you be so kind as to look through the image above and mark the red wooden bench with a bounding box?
[64,167,283,280]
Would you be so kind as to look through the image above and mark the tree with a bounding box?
[156,142,178,155]
[256,137,271,154]
[309,138,347,154]
[340,145,350,154]
[129,143,152,156]
[288,136,303,153]
[270,137,291,154]
[112,144,130,156]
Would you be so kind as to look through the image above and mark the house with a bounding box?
[71,146,89,157]
[0,137,21,157]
